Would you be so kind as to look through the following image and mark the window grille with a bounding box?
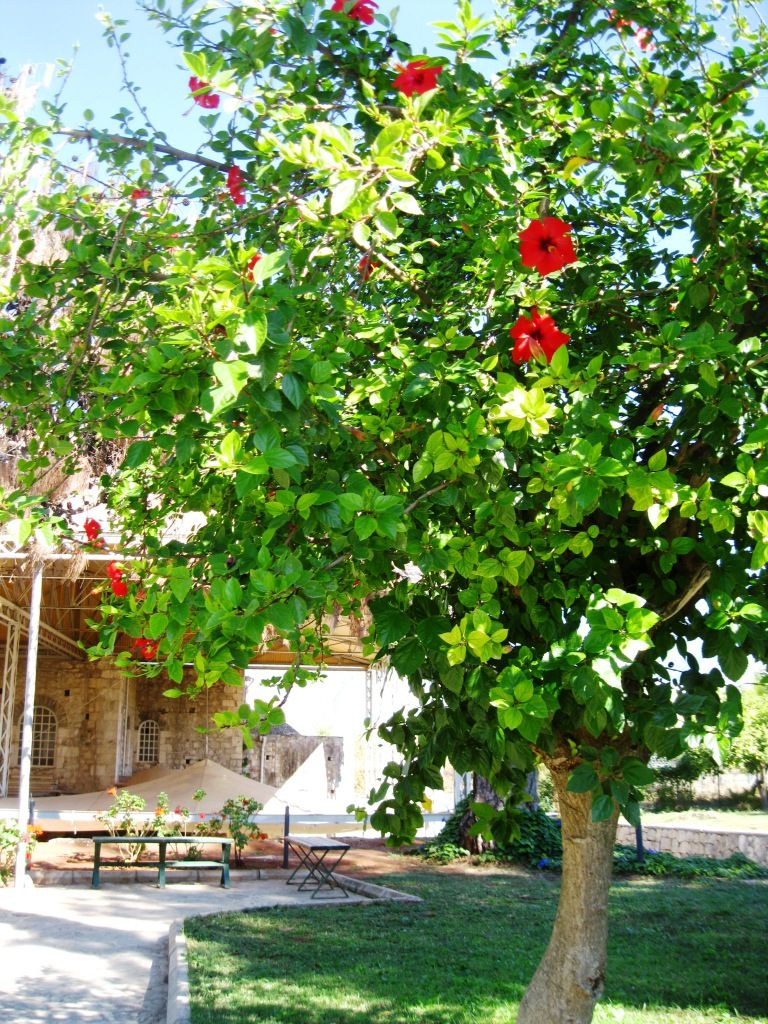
[18,706,57,768]
[137,719,159,763]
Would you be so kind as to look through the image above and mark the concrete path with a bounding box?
[0,875,371,1024]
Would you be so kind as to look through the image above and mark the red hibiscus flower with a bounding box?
[227,165,246,206]
[608,8,634,30]
[509,307,570,365]
[133,637,159,660]
[84,518,102,541]
[331,0,378,24]
[518,217,577,276]
[130,188,151,201]
[357,253,379,280]
[635,26,654,50]
[189,76,220,109]
[246,253,262,280]
[106,561,123,581]
[392,60,443,97]
[110,578,129,598]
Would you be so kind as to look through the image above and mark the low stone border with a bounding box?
[167,919,190,1024]
[166,871,420,1024]
[616,823,768,866]
[28,865,282,886]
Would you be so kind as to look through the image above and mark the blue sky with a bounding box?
[1,1,483,141]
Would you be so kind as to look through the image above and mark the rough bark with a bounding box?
[517,763,619,1024]
[458,773,504,852]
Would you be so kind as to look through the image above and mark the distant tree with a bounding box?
[728,683,768,809]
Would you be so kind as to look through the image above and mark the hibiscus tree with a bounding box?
[2,2,768,1022]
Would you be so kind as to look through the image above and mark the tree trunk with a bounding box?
[458,773,504,852]
[757,771,768,811]
[517,763,618,1024]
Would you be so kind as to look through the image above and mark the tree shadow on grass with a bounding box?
[185,871,768,1024]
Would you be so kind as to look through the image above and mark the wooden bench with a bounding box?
[91,835,232,889]
[285,834,350,899]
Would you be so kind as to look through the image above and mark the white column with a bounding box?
[15,562,43,888]
[0,616,21,797]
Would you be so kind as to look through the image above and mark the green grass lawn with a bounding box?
[185,870,768,1024]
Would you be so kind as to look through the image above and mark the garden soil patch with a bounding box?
[29,834,526,878]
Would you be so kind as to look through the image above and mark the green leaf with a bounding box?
[330,178,359,216]
[413,456,433,483]
[720,645,748,682]
[124,440,154,468]
[247,249,288,285]
[234,309,268,356]
[169,572,193,604]
[212,360,250,401]
[281,373,306,409]
[720,472,746,489]
[148,612,168,638]
[513,679,534,703]
[374,211,400,239]
[354,516,377,539]
[567,763,599,793]
[219,429,242,465]
[620,758,655,786]
[391,192,423,216]
[375,608,413,646]
[591,793,615,822]
[338,492,364,515]
[371,121,409,164]
[390,637,425,676]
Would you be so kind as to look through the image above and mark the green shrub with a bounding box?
[218,796,265,865]
[420,841,471,864]
[495,809,563,868]
[613,845,768,879]
[421,801,767,880]
[0,819,42,884]
[420,800,563,868]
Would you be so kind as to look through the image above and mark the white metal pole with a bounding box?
[15,562,43,888]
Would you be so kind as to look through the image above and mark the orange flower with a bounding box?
[107,786,118,797]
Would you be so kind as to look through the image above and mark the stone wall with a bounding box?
[245,734,343,796]
[133,672,242,773]
[8,656,243,794]
[616,822,768,867]
[8,657,115,795]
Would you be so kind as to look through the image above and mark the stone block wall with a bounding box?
[244,734,343,796]
[7,655,243,795]
[133,671,242,773]
[616,822,768,866]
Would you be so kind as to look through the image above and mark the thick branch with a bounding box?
[655,562,711,624]
[56,128,228,171]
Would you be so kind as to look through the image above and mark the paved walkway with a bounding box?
[0,875,369,1024]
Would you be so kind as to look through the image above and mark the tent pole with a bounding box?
[15,562,43,889]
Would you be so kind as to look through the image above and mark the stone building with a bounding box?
[0,550,373,801]
[244,723,344,801]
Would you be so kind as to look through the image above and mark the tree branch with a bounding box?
[655,562,711,624]
[56,128,228,171]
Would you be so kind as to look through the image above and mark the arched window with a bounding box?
[18,706,57,767]
[137,719,159,764]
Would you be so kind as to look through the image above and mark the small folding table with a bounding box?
[285,834,351,899]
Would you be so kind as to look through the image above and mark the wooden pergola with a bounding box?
[0,547,371,887]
